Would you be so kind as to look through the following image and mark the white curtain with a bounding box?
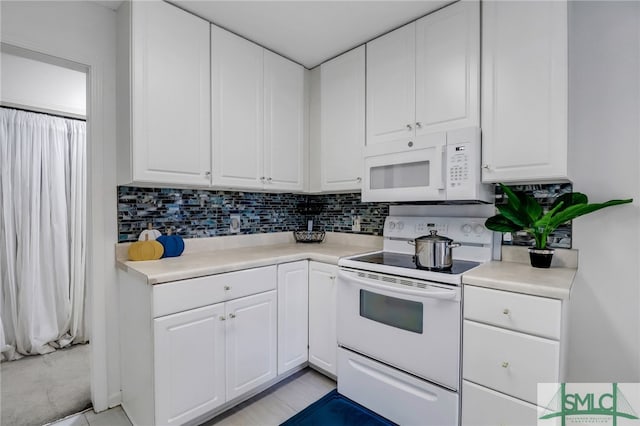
[0,108,87,361]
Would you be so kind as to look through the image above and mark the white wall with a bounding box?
[1,51,87,117]
[568,1,640,381]
[1,1,119,410]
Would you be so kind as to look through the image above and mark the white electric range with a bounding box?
[336,216,495,426]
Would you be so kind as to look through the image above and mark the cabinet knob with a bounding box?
[260,176,265,183]
[267,177,272,183]
[356,177,362,183]
[329,275,336,280]
[224,285,231,291]
[406,124,412,131]
[220,316,226,321]
[415,122,422,129]
[408,141,414,148]
[229,313,236,319]
[482,164,491,170]
[503,308,510,315]
[205,171,211,176]
[501,361,509,368]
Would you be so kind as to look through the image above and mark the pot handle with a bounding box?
[448,242,462,248]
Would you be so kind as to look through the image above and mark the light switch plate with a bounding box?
[230,215,241,234]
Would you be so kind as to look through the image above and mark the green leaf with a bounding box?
[524,194,543,222]
[485,215,523,233]
[499,184,522,211]
[533,201,565,229]
[551,192,588,212]
[496,204,529,227]
[548,199,633,229]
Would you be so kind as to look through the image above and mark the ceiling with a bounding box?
[170,1,452,68]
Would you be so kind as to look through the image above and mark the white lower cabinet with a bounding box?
[153,290,277,426]
[225,291,278,401]
[277,261,309,375]
[462,285,567,426]
[154,304,226,426]
[462,380,539,426]
[308,261,338,376]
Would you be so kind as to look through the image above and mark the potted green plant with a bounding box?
[485,184,633,268]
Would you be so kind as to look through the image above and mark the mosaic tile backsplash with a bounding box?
[118,187,389,242]
[496,183,573,249]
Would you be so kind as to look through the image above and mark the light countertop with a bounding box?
[462,247,577,299]
[116,232,381,285]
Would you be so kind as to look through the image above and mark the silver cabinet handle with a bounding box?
[220,316,226,321]
[224,285,230,291]
[406,124,412,131]
[267,177,272,183]
[229,313,236,319]
[260,176,265,183]
[408,141,414,147]
[503,308,510,315]
[356,177,362,183]
[482,164,491,170]
[501,361,509,368]
[205,171,211,176]
[416,122,422,129]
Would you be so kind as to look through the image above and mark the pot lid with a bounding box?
[415,229,454,242]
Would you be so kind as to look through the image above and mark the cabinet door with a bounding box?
[462,380,539,426]
[320,46,365,191]
[308,262,338,376]
[226,290,277,400]
[154,304,226,426]
[366,23,416,154]
[264,51,305,191]
[415,1,479,134]
[277,261,309,375]
[481,1,568,183]
[131,1,210,185]
[211,25,264,189]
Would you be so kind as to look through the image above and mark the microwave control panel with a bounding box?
[445,127,487,201]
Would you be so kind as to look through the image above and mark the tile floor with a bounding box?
[48,368,336,426]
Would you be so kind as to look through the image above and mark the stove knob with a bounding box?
[462,224,472,234]
[397,222,404,230]
[473,224,485,234]
[388,221,396,230]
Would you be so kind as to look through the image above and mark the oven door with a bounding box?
[337,268,461,390]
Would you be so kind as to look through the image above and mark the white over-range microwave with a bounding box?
[361,127,492,203]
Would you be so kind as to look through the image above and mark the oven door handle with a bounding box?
[339,271,458,300]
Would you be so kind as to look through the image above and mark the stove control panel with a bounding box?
[384,216,492,245]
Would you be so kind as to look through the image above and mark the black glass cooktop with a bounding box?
[349,251,480,275]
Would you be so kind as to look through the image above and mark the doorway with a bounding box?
[0,46,91,425]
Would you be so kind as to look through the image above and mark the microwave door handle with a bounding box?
[439,144,446,190]
[338,271,458,300]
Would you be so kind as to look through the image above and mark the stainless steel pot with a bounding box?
[409,230,461,270]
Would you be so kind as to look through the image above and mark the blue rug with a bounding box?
[280,389,397,426]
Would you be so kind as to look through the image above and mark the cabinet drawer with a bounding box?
[153,266,277,317]
[462,380,539,426]
[464,285,561,339]
[463,320,559,404]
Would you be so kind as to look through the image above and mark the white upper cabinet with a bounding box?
[415,0,479,134]
[211,25,264,189]
[366,1,479,157]
[119,0,211,186]
[366,23,416,153]
[481,0,568,183]
[319,46,365,192]
[211,26,305,191]
[264,51,305,191]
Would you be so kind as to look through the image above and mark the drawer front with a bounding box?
[464,285,561,339]
[462,380,539,426]
[463,320,559,404]
[153,266,277,317]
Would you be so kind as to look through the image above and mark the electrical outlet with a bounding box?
[352,215,361,232]
[230,215,241,234]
